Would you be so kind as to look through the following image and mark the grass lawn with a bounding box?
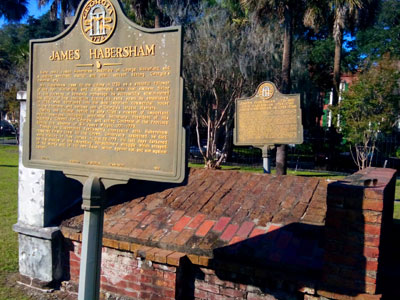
[394,202,400,220]
[394,180,400,221]
[0,145,31,300]
[188,163,347,179]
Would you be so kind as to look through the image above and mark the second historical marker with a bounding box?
[24,0,185,183]
[234,82,303,147]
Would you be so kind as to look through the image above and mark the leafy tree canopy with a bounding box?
[333,55,400,169]
[356,0,400,59]
[0,0,28,22]
[0,13,61,120]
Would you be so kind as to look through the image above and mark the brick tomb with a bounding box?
[51,167,394,299]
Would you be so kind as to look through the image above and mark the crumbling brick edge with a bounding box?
[60,226,384,300]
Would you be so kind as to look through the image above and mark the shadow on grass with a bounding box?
[295,173,345,178]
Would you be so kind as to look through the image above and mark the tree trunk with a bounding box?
[60,0,67,31]
[154,11,161,28]
[332,35,342,106]
[276,144,287,174]
[281,9,292,94]
[276,7,293,176]
[332,5,346,106]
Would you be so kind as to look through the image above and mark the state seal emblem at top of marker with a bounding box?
[258,82,275,100]
[81,0,116,45]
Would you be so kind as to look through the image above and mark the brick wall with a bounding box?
[66,240,177,299]
[193,267,299,300]
[321,167,396,300]
[55,167,396,300]
[63,236,312,300]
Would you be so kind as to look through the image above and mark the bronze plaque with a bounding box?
[234,82,303,146]
[24,0,185,183]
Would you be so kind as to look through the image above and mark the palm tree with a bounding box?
[0,0,28,22]
[240,0,305,175]
[331,1,362,104]
[122,0,163,28]
[38,0,79,31]
[305,0,378,105]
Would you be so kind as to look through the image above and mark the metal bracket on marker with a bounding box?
[261,144,275,158]
[258,144,275,174]
[81,200,103,211]
[81,176,106,211]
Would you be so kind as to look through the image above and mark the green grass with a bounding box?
[188,163,346,179]
[394,179,400,222]
[394,202,400,221]
[395,179,400,201]
[232,147,261,157]
[0,145,31,300]
[189,163,265,173]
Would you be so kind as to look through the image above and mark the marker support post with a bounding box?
[78,176,106,300]
[261,145,273,174]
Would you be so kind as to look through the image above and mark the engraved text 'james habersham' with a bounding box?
[49,44,155,61]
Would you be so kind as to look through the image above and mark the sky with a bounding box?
[0,0,52,28]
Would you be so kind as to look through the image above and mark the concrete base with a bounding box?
[13,224,64,287]
[15,92,83,291]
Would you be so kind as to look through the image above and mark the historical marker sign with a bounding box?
[24,0,185,183]
[234,81,303,147]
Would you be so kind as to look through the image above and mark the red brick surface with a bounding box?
[229,236,244,245]
[63,169,328,258]
[187,213,206,229]
[236,221,255,238]
[267,224,282,233]
[220,224,239,241]
[213,217,231,233]
[196,220,215,237]
[172,216,192,232]
[249,227,267,238]
[60,167,396,300]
